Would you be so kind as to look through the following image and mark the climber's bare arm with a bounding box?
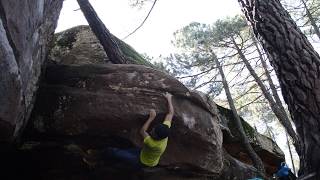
[164,92,174,122]
[140,109,157,139]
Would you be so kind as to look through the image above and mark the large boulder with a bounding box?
[28,63,224,175]
[0,0,63,141]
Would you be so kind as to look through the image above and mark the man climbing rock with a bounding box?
[83,92,174,169]
[275,162,296,180]
[139,92,174,168]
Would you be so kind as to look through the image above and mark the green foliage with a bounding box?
[173,22,212,49]
[55,27,81,49]
[116,38,153,67]
[172,15,248,49]
[213,16,248,42]
[167,15,252,98]
[166,15,282,142]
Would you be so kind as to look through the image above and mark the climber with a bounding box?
[83,92,174,169]
[138,92,173,168]
[275,162,296,180]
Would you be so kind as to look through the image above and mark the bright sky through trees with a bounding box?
[56,0,241,57]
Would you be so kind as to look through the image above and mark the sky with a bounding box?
[57,0,300,171]
[56,0,242,57]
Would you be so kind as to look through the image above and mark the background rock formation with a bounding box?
[218,105,284,175]
[0,0,63,141]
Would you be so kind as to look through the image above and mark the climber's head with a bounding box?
[151,124,170,140]
[277,162,287,171]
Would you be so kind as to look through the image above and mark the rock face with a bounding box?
[219,151,259,180]
[22,62,284,179]
[50,25,153,66]
[0,0,63,141]
[28,63,224,175]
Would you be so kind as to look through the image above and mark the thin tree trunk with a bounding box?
[231,37,301,155]
[251,34,282,107]
[301,0,320,40]
[77,0,127,64]
[252,35,301,151]
[286,132,297,175]
[263,119,276,142]
[238,0,320,178]
[212,52,266,175]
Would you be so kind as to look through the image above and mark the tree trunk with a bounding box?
[212,52,266,175]
[263,119,276,142]
[232,37,301,154]
[77,0,127,64]
[238,0,320,178]
[251,34,282,107]
[301,0,320,40]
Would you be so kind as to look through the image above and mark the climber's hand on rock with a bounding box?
[164,92,172,100]
[149,109,156,118]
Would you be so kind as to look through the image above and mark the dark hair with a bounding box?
[153,124,170,140]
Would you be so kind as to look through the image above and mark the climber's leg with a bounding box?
[104,147,141,169]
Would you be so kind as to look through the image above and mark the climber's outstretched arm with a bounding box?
[140,109,156,139]
[164,92,174,122]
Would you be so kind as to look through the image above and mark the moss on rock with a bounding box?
[55,27,80,49]
[217,105,259,142]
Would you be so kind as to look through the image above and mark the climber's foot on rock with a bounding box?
[82,149,98,169]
